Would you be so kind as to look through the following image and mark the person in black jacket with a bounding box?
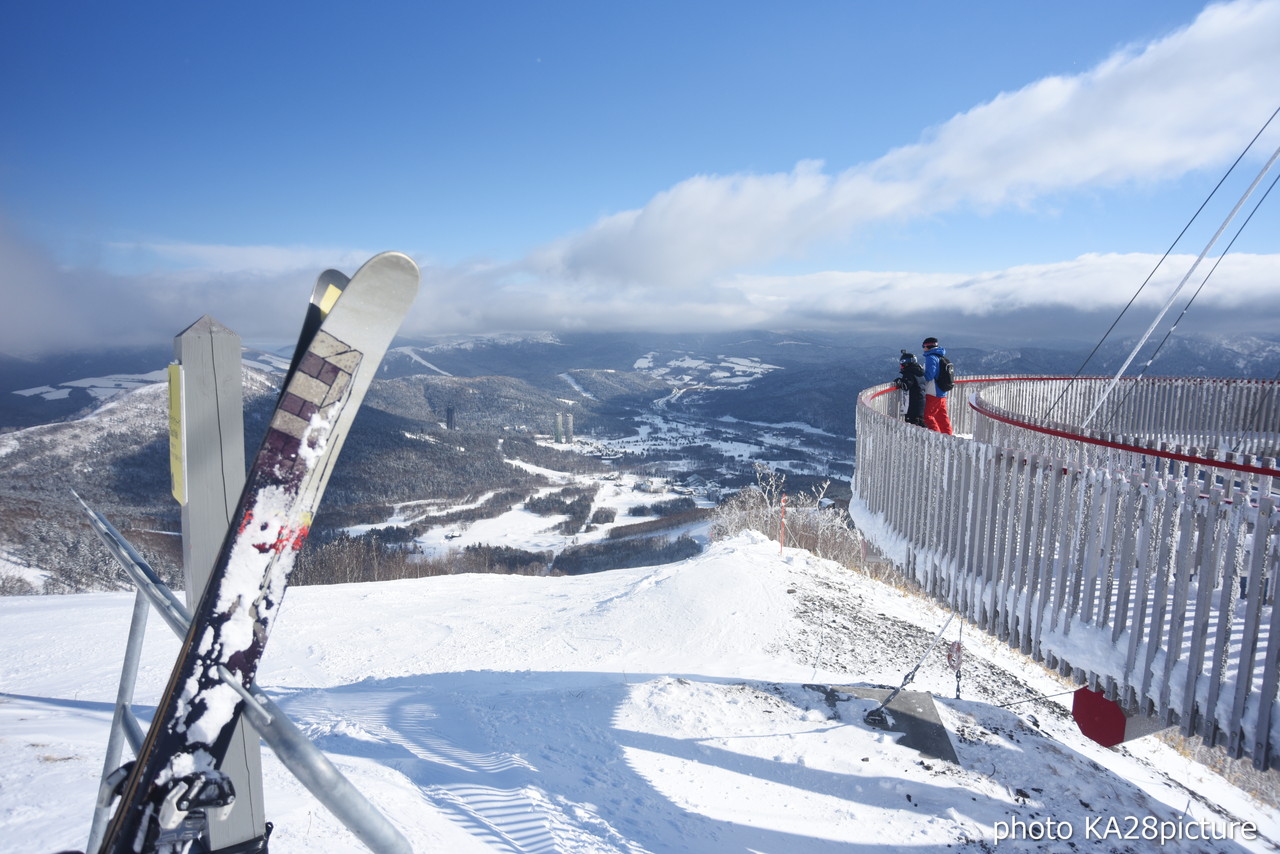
[895,350,926,427]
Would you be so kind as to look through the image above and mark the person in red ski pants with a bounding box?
[921,337,954,435]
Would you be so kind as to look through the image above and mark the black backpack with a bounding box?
[934,355,956,392]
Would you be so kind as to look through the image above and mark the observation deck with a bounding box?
[850,374,1279,770]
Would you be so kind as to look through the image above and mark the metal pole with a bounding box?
[77,496,413,854]
[85,590,150,854]
[779,493,787,553]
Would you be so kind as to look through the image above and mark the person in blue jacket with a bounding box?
[921,337,954,434]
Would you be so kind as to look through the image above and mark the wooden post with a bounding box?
[778,494,787,553]
[171,316,268,852]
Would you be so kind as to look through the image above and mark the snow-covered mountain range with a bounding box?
[2,329,1278,596]
[5,330,1279,432]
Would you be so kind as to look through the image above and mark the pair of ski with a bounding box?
[94,252,420,854]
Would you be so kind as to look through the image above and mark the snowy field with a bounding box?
[581,410,850,482]
[1,532,1275,853]
[350,464,712,561]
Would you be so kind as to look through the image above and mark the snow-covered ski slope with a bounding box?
[1,533,1275,853]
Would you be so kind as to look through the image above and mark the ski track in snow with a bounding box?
[391,346,453,376]
[1,533,1276,853]
[558,372,597,401]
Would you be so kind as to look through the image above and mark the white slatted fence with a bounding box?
[852,376,1279,770]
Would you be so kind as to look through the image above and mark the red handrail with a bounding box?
[968,395,1280,477]
[863,376,1280,478]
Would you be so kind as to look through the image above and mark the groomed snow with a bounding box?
[1,533,1275,853]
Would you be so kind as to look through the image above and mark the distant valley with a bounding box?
[2,328,1277,595]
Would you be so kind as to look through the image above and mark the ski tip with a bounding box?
[317,268,351,286]
[315,269,351,311]
[349,251,421,306]
[366,250,420,277]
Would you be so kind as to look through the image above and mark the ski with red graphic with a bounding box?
[95,252,419,854]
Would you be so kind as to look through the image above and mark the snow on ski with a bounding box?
[96,252,419,854]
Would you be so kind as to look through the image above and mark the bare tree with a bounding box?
[712,464,865,570]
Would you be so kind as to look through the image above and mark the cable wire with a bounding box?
[1041,104,1280,422]
[1082,137,1280,429]
[1104,169,1280,423]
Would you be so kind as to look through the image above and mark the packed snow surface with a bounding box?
[1,533,1275,853]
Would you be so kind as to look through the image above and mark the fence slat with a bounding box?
[1181,491,1224,736]
[1109,480,1138,643]
[1019,455,1046,655]
[1159,501,1198,723]
[1201,489,1245,747]
[1141,480,1181,708]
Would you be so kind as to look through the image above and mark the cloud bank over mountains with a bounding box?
[3,0,1278,355]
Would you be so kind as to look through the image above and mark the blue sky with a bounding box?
[1,0,1278,354]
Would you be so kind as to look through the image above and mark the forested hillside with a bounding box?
[0,365,643,594]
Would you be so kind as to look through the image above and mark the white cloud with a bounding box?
[6,235,1278,358]
[0,220,345,355]
[409,251,1280,344]
[877,0,1279,206]
[534,0,1280,286]
[104,242,375,276]
[526,161,840,287]
[731,251,1280,320]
